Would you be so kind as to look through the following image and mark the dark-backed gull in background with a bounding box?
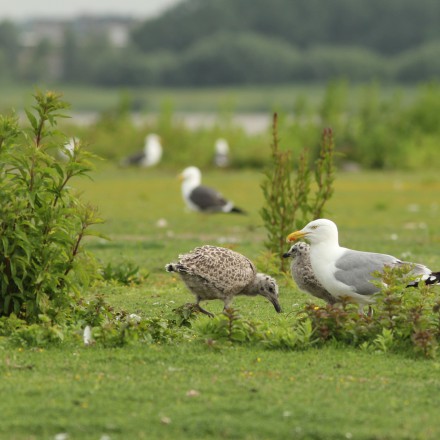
[213,138,230,168]
[120,134,162,167]
[287,219,440,310]
[166,245,281,316]
[283,242,337,305]
[179,166,245,214]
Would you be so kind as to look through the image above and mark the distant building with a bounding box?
[18,16,137,48]
[16,16,138,80]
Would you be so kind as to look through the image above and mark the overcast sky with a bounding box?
[0,0,183,20]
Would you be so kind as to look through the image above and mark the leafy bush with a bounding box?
[300,266,440,358]
[0,91,102,323]
[260,114,335,271]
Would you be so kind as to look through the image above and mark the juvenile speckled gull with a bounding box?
[287,219,440,309]
[283,242,337,305]
[179,166,245,214]
[166,245,281,316]
[120,133,162,167]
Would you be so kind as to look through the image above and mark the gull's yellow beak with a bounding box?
[286,230,307,243]
[178,173,184,181]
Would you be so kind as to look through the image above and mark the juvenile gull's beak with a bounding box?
[282,251,292,258]
[286,230,307,243]
[270,297,282,313]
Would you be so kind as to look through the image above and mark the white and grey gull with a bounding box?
[179,166,245,214]
[166,245,281,316]
[120,133,162,167]
[286,219,440,310]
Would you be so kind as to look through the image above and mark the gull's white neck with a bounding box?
[181,175,201,198]
[309,230,343,266]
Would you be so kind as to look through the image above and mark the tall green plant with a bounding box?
[0,91,103,322]
[260,113,335,271]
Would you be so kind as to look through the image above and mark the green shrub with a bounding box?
[260,114,335,271]
[0,91,102,323]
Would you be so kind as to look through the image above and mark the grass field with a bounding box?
[2,166,440,439]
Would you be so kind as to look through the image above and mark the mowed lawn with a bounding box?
[2,167,440,440]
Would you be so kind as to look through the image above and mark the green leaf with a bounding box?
[25,110,38,131]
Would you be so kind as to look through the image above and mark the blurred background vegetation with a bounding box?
[1,0,439,85]
[1,0,440,171]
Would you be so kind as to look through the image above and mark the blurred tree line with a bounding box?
[0,0,439,86]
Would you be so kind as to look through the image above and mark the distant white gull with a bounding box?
[166,245,281,316]
[213,138,230,168]
[179,166,245,214]
[58,137,77,161]
[283,242,337,305]
[120,134,162,167]
[287,219,440,309]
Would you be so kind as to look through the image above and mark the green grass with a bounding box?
[2,167,440,439]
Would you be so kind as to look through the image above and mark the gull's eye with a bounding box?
[310,225,318,230]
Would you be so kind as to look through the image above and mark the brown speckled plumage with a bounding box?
[283,242,337,305]
[166,245,281,315]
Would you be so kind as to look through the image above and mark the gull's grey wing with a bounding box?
[123,150,145,165]
[334,250,398,295]
[189,186,229,211]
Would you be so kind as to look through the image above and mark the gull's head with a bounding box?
[145,133,162,150]
[145,133,161,145]
[215,138,229,154]
[255,274,282,313]
[282,242,310,259]
[179,166,202,186]
[286,219,338,246]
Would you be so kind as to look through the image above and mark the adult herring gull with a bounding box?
[286,219,440,308]
[179,166,245,214]
[166,245,281,316]
[283,242,337,305]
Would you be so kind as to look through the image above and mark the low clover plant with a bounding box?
[100,260,148,286]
